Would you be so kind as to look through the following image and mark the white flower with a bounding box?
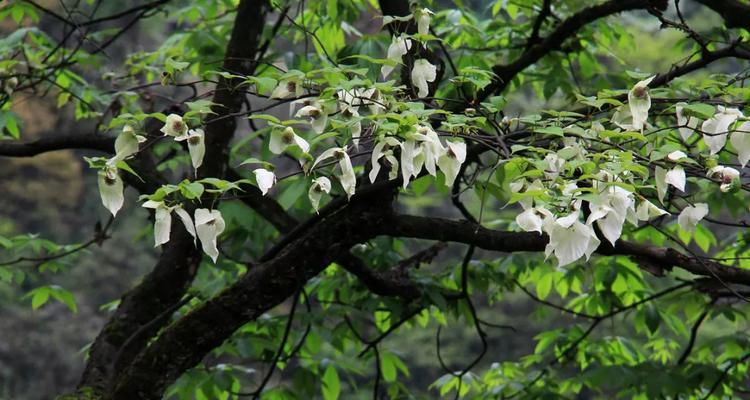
[655,166,668,203]
[411,59,437,98]
[516,206,552,234]
[194,208,226,263]
[340,106,362,148]
[295,105,328,134]
[142,201,197,247]
[98,165,124,217]
[416,8,433,35]
[337,88,365,112]
[665,166,686,192]
[627,76,655,132]
[369,137,401,183]
[543,153,565,180]
[611,106,636,131]
[707,165,741,192]
[160,114,188,138]
[3,76,18,95]
[413,125,444,176]
[111,125,146,163]
[308,176,332,213]
[400,139,420,189]
[312,147,356,199]
[382,36,412,78]
[730,121,750,167]
[175,129,206,170]
[253,168,276,196]
[362,88,386,114]
[436,141,466,187]
[142,200,173,247]
[667,150,687,161]
[585,185,635,246]
[675,102,700,141]
[271,77,304,99]
[677,203,708,232]
[635,199,669,221]
[544,216,600,268]
[270,127,310,155]
[701,106,742,155]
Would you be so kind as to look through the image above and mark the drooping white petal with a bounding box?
[701,106,742,155]
[382,36,412,78]
[436,141,466,187]
[516,208,543,234]
[627,76,654,132]
[194,208,226,263]
[173,205,197,244]
[312,147,342,171]
[611,106,636,131]
[636,199,669,221]
[655,166,668,203]
[545,219,600,268]
[665,166,686,192]
[153,205,172,247]
[543,153,565,180]
[730,121,750,167]
[296,105,328,134]
[677,203,708,232]
[98,166,124,217]
[675,103,700,141]
[186,129,205,170]
[411,59,437,98]
[253,168,276,195]
[270,127,309,155]
[416,8,433,35]
[308,176,332,213]
[708,165,741,192]
[667,150,687,161]
[270,79,302,99]
[337,152,357,199]
[414,126,443,176]
[113,125,142,162]
[400,139,418,189]
[161,114,188,137]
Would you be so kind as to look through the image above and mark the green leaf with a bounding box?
[321,364,340,400]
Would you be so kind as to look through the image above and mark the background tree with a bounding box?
[1,0,750,399]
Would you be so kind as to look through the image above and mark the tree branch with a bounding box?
[0,133,113,157]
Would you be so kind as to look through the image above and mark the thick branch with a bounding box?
[111,190,396,399]
[693,0,750,32]
[0,133,113,157]
[382,214,750,287]
[478,0,667,99]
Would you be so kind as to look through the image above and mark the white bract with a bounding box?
[677,203,708,232]
[543,153,564,180]
[308,176,332,213]
[436,141,466,187]
[160,114,188,138]
[98,165,124,217]
[701,106,742,155]
[675,102,700,141]
[730,121,750,167]
[369,137,401,183]
[111,125,146,163]
[312,147,356,199]
[516,206,552,234]
[270,127,310,154]
[664,166,686,192]
[271,77,304,99]
[416,8,433,35]
[411,59,436,98]
[544,213,600,269]
[627,76,655,132]
[635,199,669,221]
[194,208,226,263]
[382,36,412,78]
[253,168,277,195]
[586,184,635,246]
[174,129,206,170]
[707,165,740,192]
[295,105,328,134]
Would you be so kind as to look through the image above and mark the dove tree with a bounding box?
[2,1,750,399]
